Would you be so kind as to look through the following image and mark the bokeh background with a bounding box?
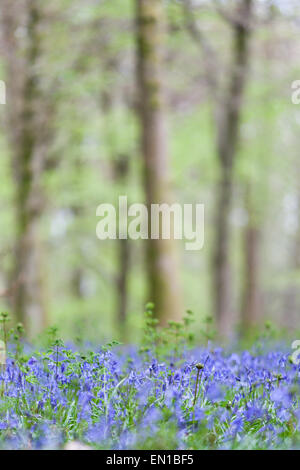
[0,0,299,344]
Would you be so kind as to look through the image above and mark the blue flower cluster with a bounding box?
[0,345,299,449]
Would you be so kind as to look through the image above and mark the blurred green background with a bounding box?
[0,0,299,344]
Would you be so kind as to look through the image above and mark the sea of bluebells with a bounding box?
[0,310,299,450]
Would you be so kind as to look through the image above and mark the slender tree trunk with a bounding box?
[113,155,131,339]
[292,191,300,269]
[285,189,300,330]
[241,185,261,332]
[242,224,261,330]
[214,171,234,339]
[213,0,253,339]
[1,0,48,337]
[70,207,86,300]
[136,0,182,325]
[101,75,132,338]
[117,237,130,331]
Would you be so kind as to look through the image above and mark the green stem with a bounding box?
[193,369,200,407]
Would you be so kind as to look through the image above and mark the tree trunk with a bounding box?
[1,0,48,337]
[113,155,131,339]
[101,74,132,338]
[241,185,261,332]
[214,172,234,339]
[213,0,253,339]
[136,0,182,325]
[284,189,300,330]
[242,225,261,330]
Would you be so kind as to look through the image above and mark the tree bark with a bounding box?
[242,224,261,330]
[213,0,253,339]
[284,189,300,330]
[113,155,131,339]
[1,0,49,337]
[100,74,132,338]
[241,185,261,332]
[136,0,182,325]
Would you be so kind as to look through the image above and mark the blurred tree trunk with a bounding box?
[136,0,182,325]
[101,78,132,338]
[241,184,261,332]
[292,191,300,269]
[1,1,50,337]
[214,0,253,339]
[113,155,131,339]
[70,204,86,299]
[285,188,300,330]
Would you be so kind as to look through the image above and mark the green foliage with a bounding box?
[0,0,298,345]
[139,304,198,363]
